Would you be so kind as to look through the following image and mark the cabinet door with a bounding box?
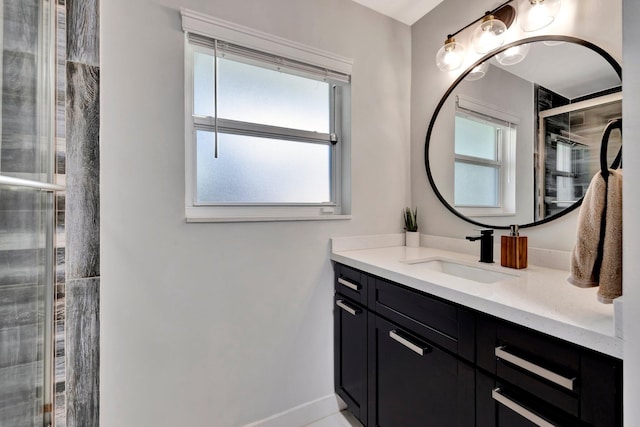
[334,296,368,424]
[370,315,474,427]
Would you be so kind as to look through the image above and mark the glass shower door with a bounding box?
[0,188,55,426]
[0,0,59,426]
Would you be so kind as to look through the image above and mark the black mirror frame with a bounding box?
[424,35,622,230]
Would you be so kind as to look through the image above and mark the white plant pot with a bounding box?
[405,231,419,248]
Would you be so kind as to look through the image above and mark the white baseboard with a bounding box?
[243,394,346,427]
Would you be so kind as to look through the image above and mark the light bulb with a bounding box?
[496,43,530,65]
[436,37,466,72]
[472,15,507,54]
[518,0,562,32]
[465,62,489,81]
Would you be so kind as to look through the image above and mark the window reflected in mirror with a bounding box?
[454,97,517,217]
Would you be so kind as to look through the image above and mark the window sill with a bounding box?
[185,206,351,222]
[456,208,516,217]
[185,214,352,223]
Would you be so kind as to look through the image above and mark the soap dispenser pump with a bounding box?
[501,225,528,269]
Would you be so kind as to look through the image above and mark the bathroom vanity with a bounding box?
[332,244,622,427]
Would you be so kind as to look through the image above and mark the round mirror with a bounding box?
[425,36,622,229]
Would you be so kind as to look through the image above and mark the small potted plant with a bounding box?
[403,207,419,247]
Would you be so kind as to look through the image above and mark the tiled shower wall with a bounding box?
[63,0,100,426]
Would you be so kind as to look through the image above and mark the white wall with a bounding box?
[100,1,410,426]
[622,0,640,423]
[411,0,622,251]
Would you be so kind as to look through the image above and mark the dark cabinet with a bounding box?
[334,263,370,425]
[333,262,623,427]
[369,315,474,427]
[476,315,623,427]
[334,295,368,424]
[334,263,474,427]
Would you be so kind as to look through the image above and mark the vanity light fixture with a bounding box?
[518,0,562,32]
[436,36,466,72]
[472,13,508,54]
[435,1,515,73]
[495,43,531,65]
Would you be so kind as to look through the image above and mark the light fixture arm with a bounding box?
[436,0,517,72]
[446,0,515,39]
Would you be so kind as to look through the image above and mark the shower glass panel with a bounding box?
[0,188,53,426]
[0,0,58,426]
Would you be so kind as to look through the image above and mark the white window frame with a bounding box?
[181,9,353,222]
[454,95,518,217]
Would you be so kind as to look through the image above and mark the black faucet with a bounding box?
[466,229,494,263]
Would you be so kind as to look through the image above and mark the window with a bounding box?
[454,96,517,217]
[549,137,588,209]
[181,10,352,222]
[555,140,575,208]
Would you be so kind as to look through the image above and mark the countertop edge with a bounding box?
[331,250,623,360]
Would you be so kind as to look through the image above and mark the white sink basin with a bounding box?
[404,258,518,284]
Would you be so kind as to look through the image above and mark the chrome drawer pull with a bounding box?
[336,299,361,316]
[338,277,360,291]
[495,346,576,391]
[389,330,428,356]
[492,388,556,427]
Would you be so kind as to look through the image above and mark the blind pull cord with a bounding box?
[330,85,338,145]
[214,39,219,158]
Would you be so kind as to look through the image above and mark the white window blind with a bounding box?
[188,33,350,84]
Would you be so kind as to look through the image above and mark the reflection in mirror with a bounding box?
[537,92,621,220]
[425,37,622,229]
[453,95,518,218]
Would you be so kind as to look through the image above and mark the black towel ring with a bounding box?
[600,118,622,181]
[594,118,622,279]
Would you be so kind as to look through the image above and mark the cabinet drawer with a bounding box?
[335,264,368,306]
[477,316,580,415]
[373,278,474,359]
[478,316,580,381]
[476,370,583,427]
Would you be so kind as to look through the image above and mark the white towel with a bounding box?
[568,169,622,303]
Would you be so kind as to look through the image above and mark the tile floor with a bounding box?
[305,410,363,427]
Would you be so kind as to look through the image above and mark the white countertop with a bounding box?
[331,242,622,359]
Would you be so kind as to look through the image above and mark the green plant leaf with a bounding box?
[403,206,418,232]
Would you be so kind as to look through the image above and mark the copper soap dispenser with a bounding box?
[501,225,528,269]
